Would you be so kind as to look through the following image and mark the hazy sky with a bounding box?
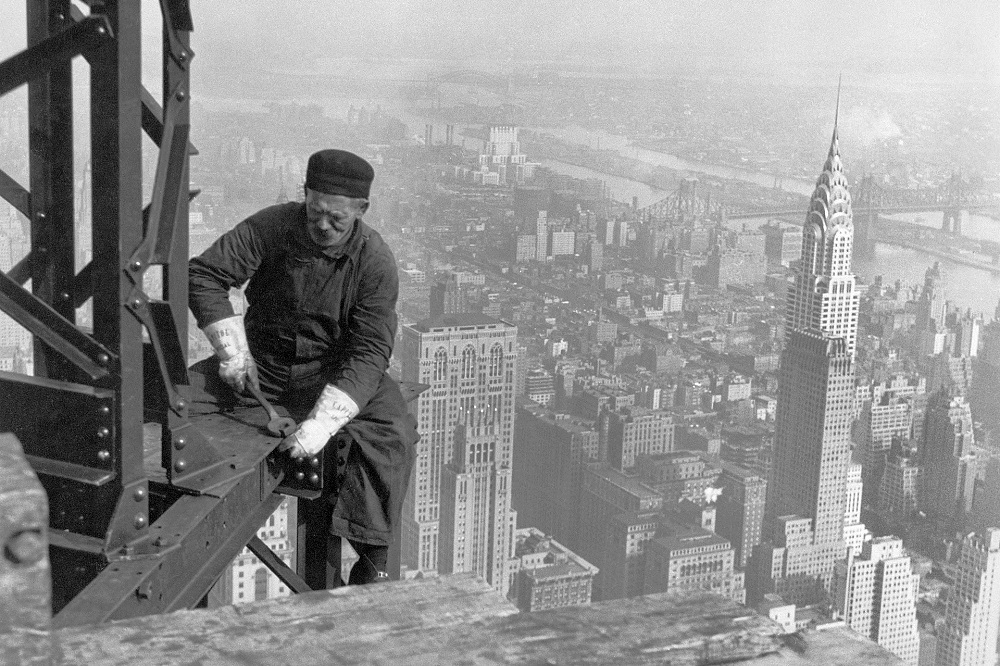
[1,1,998,86]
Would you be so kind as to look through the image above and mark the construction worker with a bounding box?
[189,149,417,585]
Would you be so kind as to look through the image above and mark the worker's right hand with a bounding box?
[219,351,259,394]
[202,315,258,393]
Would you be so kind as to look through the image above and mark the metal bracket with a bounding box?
[157,0,194,70]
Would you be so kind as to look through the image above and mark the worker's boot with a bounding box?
[348,541,390,585]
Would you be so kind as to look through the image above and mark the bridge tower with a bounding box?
[852,175,882,258]
[942,172,965,235]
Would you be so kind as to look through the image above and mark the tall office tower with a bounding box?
[753,107,859,607]
[535,211,548,262]
[833,537,920,665]
[921,391,977,522]
[439,416,518,594]
[936,529,1000,666]
[399,315,518,576]
[577,463,663,601]
[715,462,767,569]
[971,456,1000,534]
[512,401,599,551]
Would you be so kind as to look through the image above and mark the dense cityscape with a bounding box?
[2,62,1000,664]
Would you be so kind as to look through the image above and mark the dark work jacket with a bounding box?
[189,202,417,546]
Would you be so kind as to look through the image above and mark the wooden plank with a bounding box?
[52,574,903,665]
[53,574,516,665]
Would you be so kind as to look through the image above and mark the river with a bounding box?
[536,159,998,315]
[196,95,998,315]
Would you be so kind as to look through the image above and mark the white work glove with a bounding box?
[279,384,359,458]
[202,315,258,393]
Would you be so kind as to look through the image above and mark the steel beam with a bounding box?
[0,270,113,380]
[52,450,284,627]
[0,14,111,98]
[246,536,312,594]
[0,169,30,217]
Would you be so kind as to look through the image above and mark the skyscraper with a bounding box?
[399,314,518,577]
[921,392,977,522]
[751,101,860,607]
[936,529,1000,666]
[439,415,518,594]
[832,536,920,665]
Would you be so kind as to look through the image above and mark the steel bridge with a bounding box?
[0,0,429,633]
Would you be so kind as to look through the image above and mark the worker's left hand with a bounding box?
[278,419,332,458]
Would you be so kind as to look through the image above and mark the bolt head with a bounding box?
[310,457,320,468]
[134,514,147,529]
[174,459,186,472]
[97,427,110,439]
[97,449,111,462]
[133,487,146,501]
[5,531,44,565]
[308,473,320,485]
[176,91,186,101]
[295,471,305,481]
[130,260,142,271]
[174,436,186,450]
[132,298,142,308]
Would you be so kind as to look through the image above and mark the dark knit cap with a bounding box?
[305,149,374,199]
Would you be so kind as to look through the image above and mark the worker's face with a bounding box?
[304,189,367,248]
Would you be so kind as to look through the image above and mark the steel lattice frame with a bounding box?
[0,0,351,625]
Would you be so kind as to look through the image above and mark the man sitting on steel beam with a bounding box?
[188,149,418,585]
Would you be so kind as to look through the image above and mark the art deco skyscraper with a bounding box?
[398,315,518,577]
[936,529,1000,666]
[439,413,518,595]
[751,99,861,607]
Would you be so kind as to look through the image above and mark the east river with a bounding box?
[197,95,999,316]
[537,158,1000,317]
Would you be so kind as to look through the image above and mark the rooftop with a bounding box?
[408,313,514,332]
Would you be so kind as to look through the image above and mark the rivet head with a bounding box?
[130,260,142,271]
[98,405,111,416]
[97,353,110,365]
[96,25,106,35]
[35,212,45,220]
[133,487,146,501]
[5,531,44,565]
[97,427,110,439]
[176,90,187,101]
[60,291,71,301]
[174,459,186,472]
[309,457,320,468]
[174,436,186,450]
[308,473,320,485]
[175,399,187,410]
[294,471,305,481]
[134,514,147,529]
[131,298,142,308]
[97,449,111,461]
